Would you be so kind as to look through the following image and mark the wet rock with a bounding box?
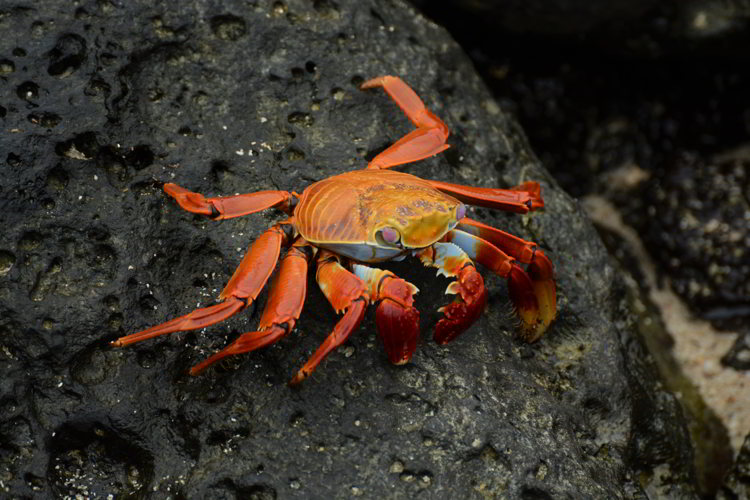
[0,0,698,498]
[717,433,750,499]
[619,153,750,333]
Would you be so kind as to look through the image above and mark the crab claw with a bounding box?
[506,248,556,342]
[525,249,557,341]
[435,264,488,344]
[351,263,422,365]
[375,277,420,364]
[376,299,420,364]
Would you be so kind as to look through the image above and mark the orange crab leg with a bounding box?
[112,222,292,347]
[360,75,450,170]
[351,263,421,365]
[416,243,488,344]
[164,183,293,219]
[190,243,311,375]
[444,226,556,342]
[427,180,544,213]
[289,251,369,385]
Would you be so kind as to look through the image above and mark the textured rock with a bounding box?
[0,0,698,498]
[617,154,750,364]
[717,432,750,499]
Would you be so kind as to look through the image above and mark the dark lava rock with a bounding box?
[616,153,750,366]
[717,432,750,499]
[618,153,750,328]
[1,0,699,498]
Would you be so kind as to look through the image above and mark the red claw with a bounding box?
[435,265,488,344]
[374,275,420,364]
[508,257,556,343]
[527,249,557,341]
[376,299,420,365]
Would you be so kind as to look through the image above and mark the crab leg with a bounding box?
[351,263,421,365]
[112,222,292,347]
[416,242,488,344]
[444,225,556,342]
[289,251,369,385]
[190,242,312,375]
[427,180,544,213]
[164,183,293,219]
[360,75,450,170]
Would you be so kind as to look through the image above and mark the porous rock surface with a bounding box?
[0,0,699,498]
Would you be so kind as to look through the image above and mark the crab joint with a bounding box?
[416,243,487,344]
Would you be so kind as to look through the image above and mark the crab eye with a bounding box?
[377,226,401,246]
[456,203,466,220]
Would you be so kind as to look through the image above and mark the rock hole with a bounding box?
[28,111,61,128]
[289,411,305,426]
[0,250,16,276]
[331,87,345,101]
[84,77,111,98]
[55,131,99,160]
[16,81,40,103]
[210,160,231,181]
[13,47,26,57]
[103,295,120,311]
[97,145,130,185]
[520,486,553,500]
[108,313,123,330]
[125,144,155,170]
[313,0,339,17]
[305,61,316,73]
[287,112,313,127]
[291,67,304,79]
[92,244,116,266]
[272,1,288,17]
[47,34,87,77]
[0,59,15,74]
[210,14,246,41]
[203,384,230,405]
[285,147,305,161]
[6,152,22,167]
[47,421,153,498]
[139,294,160,313]
[370,8,386,26]
[18,231,43,251]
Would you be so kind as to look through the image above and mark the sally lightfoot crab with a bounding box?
[113,76,557,384]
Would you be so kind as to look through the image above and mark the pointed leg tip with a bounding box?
[189,358,214,376]
[359,76,387,90]
[518,322,547,343]
[289,371,308,386]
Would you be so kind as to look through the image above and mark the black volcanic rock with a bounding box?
[0,0,698,498]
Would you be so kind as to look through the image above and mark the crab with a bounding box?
[112,76,556,384]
